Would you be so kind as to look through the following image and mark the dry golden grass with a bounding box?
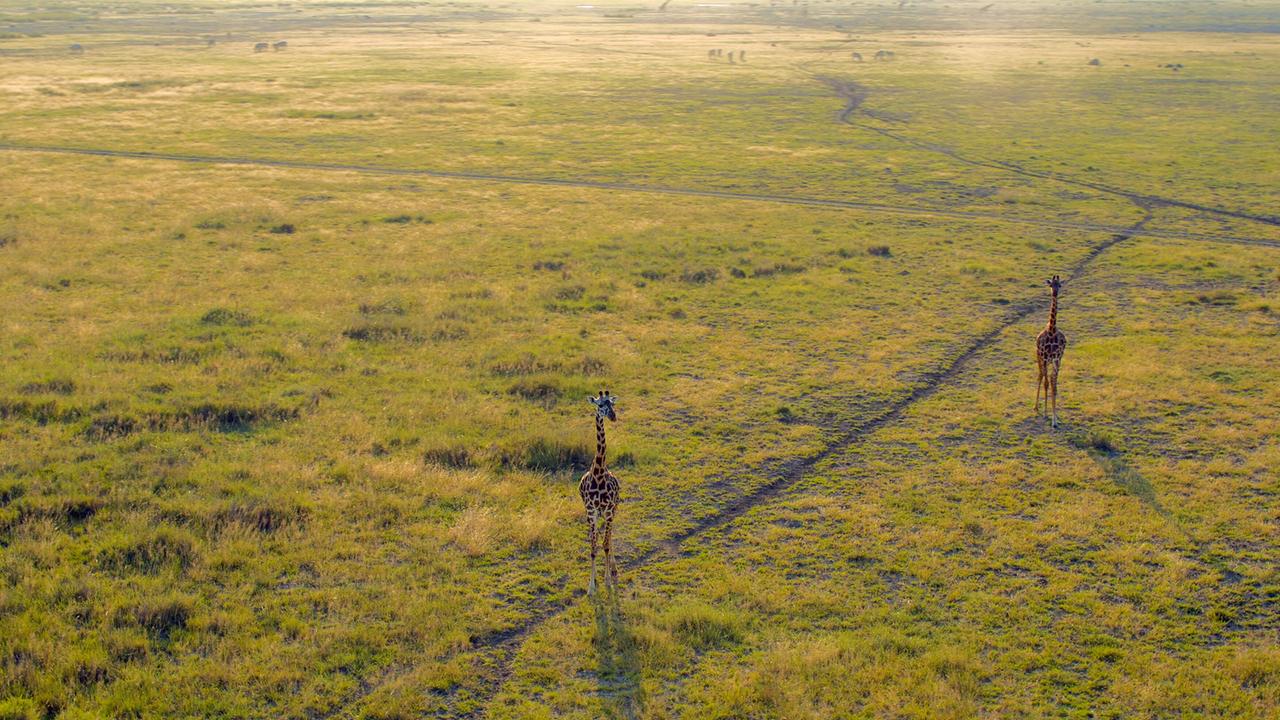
[1,1,1278,718]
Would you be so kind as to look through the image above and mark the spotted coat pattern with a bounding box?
[580,407,620,589]
[1036,276,1067,427]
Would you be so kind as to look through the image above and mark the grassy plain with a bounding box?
[1,1,1277,718]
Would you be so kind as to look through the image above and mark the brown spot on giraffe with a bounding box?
[1035,275,1067,428]
[580,390,621,592]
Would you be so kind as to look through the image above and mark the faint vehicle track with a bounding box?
[323,212,1155,719]
[813,76,1280,229]
[2,143,1276,249]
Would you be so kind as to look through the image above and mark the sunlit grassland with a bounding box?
[8,17,1275,229]
[493,236,1279,720]
[0,150,1106,716]
[5,10,1236,226]
[1,0,1278,718]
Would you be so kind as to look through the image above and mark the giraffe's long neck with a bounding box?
[592,414,607,471]
[1046,291,1058,332]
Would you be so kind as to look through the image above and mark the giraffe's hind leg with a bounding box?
[586,513,598,593]
[1035,355,1046,414]
[602,512,618,587]
[1043,371,1052,419]
[1050,359,1062,428]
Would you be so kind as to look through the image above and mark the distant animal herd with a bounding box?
[707,48,746,63]
[67,40,289,55]
[705,48,898,63]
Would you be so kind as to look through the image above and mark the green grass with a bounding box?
[1,0,1277,718]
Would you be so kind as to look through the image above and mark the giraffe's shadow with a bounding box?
[591,586,645,720]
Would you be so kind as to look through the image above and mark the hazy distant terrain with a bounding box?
[1,1,1277,718]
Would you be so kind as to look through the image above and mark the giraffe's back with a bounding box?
[1037,328,1066,360]
[579,471,620,516]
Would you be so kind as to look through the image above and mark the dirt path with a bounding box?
[814,77,1280,230]
[323,211,1155,718]
[815,75,869,123]
[3,143,1275,249]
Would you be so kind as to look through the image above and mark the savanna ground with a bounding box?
[1,0,1278,717]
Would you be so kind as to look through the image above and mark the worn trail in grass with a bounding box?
[2,144,1274,249]
[812,75,1280,231]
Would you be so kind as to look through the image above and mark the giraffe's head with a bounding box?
[1047,275,1063,295]
[589,390,618,422]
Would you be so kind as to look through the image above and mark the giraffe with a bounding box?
[580,390,621,593]
[1035,275,1067,428]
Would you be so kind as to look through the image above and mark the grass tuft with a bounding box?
[1069,428,1122,455]
[115,594,193,639]
[343,325,424,343]
[507,437,595,473]
[82,404,297,441]
[381,214,426,224]
[0,698,39,720]
[489,354,557,377]
[359,299,408,316]
[664,600,745,651]
[8,495,103,529]
[507,379,562,406]
[99,527,198,574]
[104,629,149,664]
[680,268,719,284]
[200,308,253,327]
[0,398,83,424]
[0,480,25,506]
[18,379,76,395]
[214,497,309,534]
[449,505,497,556]
[751,263,805,278]
[1232,647,1280,689]
[423,446,476,469]
[554,285,585,301]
